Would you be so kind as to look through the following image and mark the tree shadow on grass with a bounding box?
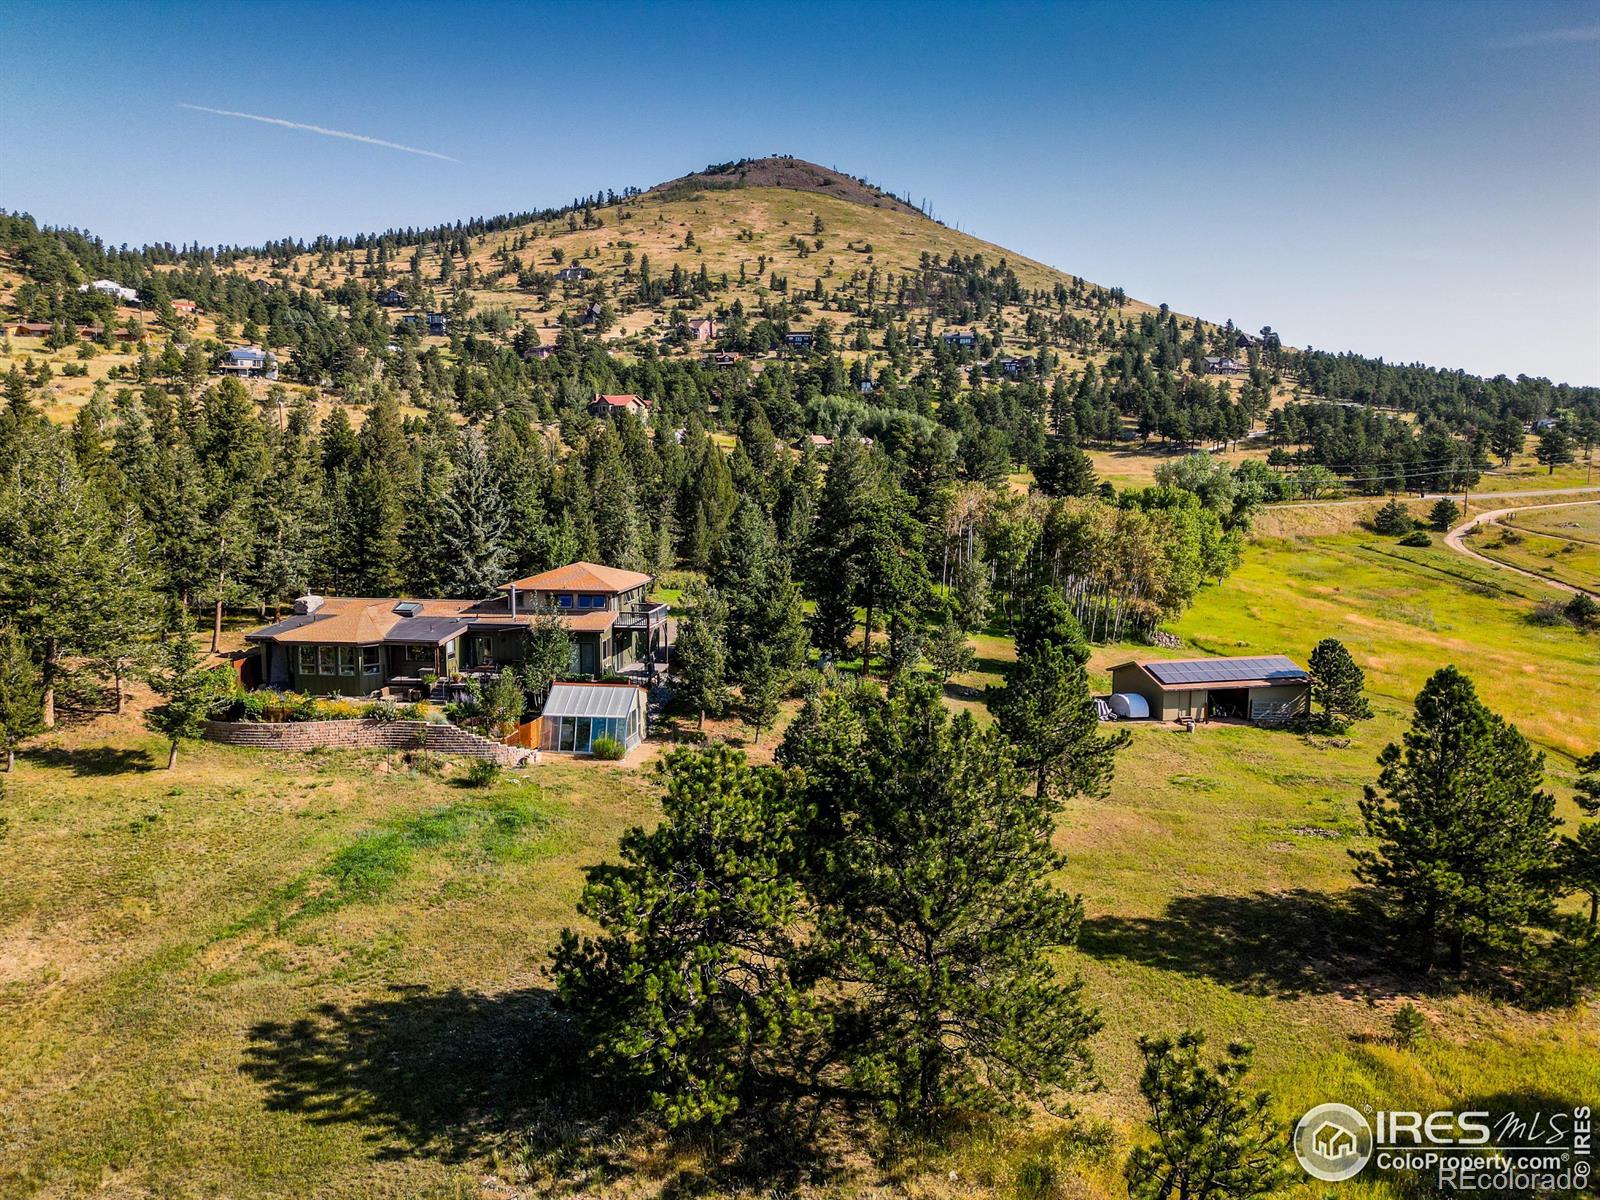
[1079,888,1414,1002]
[243,984,627,1175]
[242,983,845,1193]
[23,745,155,776]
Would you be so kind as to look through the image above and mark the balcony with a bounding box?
[613,602,668,633]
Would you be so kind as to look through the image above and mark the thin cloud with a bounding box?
[178,103,460,163]
[1495,25,1600,48]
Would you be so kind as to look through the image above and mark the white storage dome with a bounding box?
[1109,692,1150,719]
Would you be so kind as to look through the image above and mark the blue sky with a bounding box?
[4,0,1597,383]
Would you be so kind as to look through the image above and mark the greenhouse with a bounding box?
[537,682,648,754]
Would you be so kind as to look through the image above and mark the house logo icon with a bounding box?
[1294,1103,1373,1182]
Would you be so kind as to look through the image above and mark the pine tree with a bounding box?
[144,625,226,769]
[1428,497,1461,532]
[1557,753,1600,927]
[739,645,783,744]
[1535,426,1575,475]
[990,640,1129,803]
[0,433,151,727]
[924,612,976,684]
[437,426,510,596]
[0,623,43,771]
[1372,498,1413,536]
[674,583,729,727]
[780,682,1100,1120]
[1353,666,1559,972]
[520,606,572,700]
[1307,637,1372,729]
[1124,1032,1289,1200]
[1490,413,1523,466]
[552,744,812,1129]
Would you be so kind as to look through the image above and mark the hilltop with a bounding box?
[647,155,929,217]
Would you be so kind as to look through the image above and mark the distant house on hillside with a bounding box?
[218,346,278,380]
[1204,356,1242,375]
[999,356,1034,377]
[685,316,717,342]
[171,299,198,316]
[1235,332,1258,349]
[526,344,558,360]
[377,287,406,307]
[79,279,139,304]
[556,265,590,282]
[581,301,604,325]
[941,330,977,349]
[705,351,741,368]
[426,312,448,335]
[590,393,651,419]
[784,331,815,350]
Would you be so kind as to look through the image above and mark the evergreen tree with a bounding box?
[1535,426,1575,475]
[1307,637,1372,729]
[520,605,573,699]
[1490,413,1523,466]
[347,394,408,595]
[0,433,150,726]
[437,426,510,596]
[1353,666,1559,972]
[0,623,43,771]
[739,644,783,744]
[924,612,976,684]
[990,640,1128,803]
[1372,498,1413,536]
[144,625,226,769]
[1556,753,1600,927]
[780,682,1100,1120]
[674,583,729,727]
[1124,1032,1289,1200]
[552,744,812,1129]
[1428,496,1461,532]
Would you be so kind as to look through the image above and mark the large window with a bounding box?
[544,712,636,753]
[318,646,337,676]
[361,646,382,676]
[297,645,316,675]
[339,647,357,677]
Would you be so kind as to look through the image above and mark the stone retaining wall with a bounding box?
[202,719,534,766]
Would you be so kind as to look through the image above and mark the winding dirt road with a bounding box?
[1444,498,1599,596]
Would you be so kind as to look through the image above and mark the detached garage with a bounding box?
[1109,655,1310,725]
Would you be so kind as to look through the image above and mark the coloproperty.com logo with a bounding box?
[1293,1101,1592,1192]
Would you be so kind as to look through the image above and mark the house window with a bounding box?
[318,646,337,676]
[339,647,357,676]
[362,646,382,676]
[298,645,316,675]
[556,594,574,609]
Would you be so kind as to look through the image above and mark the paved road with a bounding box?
[1273,484,1600,511]
[1445,498,1599,597]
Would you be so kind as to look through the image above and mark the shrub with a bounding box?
[315,698,364,721]
[591,735,626,760]
[362,699,399,722]
[237,691,269,720]
[1529,599,1569,627]
[1567,593,1600,629]
[462,758,502,788]
[1399,530,1432,547]
[289,692,321,722]
[397,702,429,722]
[1428,497,1461,531]
[1390,1002,1426,1048]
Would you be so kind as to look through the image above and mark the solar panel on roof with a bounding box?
[1143,656,1307,686]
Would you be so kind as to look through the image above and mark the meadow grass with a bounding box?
[1,527,1596,1198]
